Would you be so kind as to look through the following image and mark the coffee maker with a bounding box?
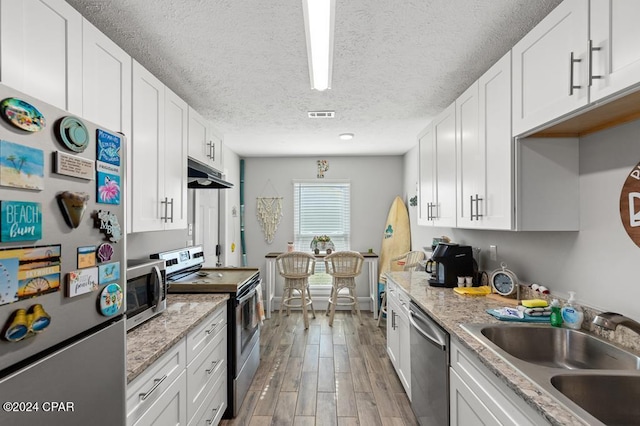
[426,243,475,287]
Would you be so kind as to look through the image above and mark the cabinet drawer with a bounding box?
[127,341,186,424]
[132,370,187,426]
[187,324,227,420]
[186,305,227,364]
[188,373,227,426]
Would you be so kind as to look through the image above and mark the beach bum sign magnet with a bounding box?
[0,140,44,190]
[1,201,42,242]
[67,267,99,298]
[620,159,640,248]
[96,129,121,166]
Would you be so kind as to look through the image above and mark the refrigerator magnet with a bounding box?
[97,243,114,263]
[98,283,123,317]
[0,201,42,242]
[0,140,44,190]
[94,210,122,243]
[57,191,89,229]
[67,267,99,298]
[96,129,121,166]
[98,262,120,285]
[77,246,97,268]
[53,151,94,180]
[0,97,46,132]
[96,171,120,205]
[0,257,19,306]
[56,116,89,152]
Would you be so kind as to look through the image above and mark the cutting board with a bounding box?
[486,308,551,323]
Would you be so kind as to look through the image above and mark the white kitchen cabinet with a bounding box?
[188,107,224,172]
[589,0,640,102]
[449,339,548,426]
[385,279,410,398]
[457,52,512,230]
[512,0,588,136]
[0,0,82,114]
[418,103,457,228]
[131,60,188,232]
[133,371,188,426]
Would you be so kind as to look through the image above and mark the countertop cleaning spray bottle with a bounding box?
[561,291,584,330]
[550,299,562,327]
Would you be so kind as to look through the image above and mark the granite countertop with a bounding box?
[126,293,229,383]
[386,271,588,426]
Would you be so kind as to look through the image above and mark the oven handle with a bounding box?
[237,286,257,305]
[151,265,163,310]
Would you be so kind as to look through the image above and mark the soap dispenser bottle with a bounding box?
[561,291,584,330]
[550,299,562,327]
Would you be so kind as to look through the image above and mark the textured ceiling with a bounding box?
[66,0,562,157]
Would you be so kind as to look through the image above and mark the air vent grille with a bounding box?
[308,111,335,119]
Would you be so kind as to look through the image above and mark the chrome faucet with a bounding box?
[593,312,640,335]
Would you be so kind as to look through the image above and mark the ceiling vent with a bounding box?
[308,110,335,119]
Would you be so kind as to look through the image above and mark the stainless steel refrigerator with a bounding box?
[0,84,126,425]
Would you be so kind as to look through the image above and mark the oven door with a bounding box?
[235,278,261,373]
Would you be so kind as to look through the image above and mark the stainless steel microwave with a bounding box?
[126,258,167,331]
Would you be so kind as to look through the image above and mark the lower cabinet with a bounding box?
[127,305,227,425]
[385,279,411,398]
[449,339,548,426]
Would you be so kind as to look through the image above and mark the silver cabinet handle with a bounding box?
[139,375,167,400]
[205,322,219,335]
[471,194,483,220]
[206,141,215,160]
[470,195,474,221]
[206,406,220,424]
[569,51,582,96]
[588,39,602,87]
[205,360,219,374]
[160,197,168,223]
[392,310,397,330]
[168,198,174,223]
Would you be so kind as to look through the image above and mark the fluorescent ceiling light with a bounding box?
[302,0,336,91]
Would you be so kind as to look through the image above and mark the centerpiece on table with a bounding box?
[310,235,335,254]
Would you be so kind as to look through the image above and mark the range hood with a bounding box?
[187,157,233,189]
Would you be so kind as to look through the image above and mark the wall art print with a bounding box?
[0,140,44,190]
[620,158,640,248]
[0,201,42,242]
[0,245,61,306]
[317,160,329,178]
[96,171,120,205]
[96,129,121,166]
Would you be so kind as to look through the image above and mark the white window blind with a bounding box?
[293,181,350,285]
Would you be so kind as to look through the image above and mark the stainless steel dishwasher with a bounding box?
[409,301,450,425]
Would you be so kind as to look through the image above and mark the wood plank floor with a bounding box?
[221,311,418,426]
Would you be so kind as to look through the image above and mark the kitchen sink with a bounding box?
[551,374,640,425]
[461,323,640,425]
[479,324,640,370]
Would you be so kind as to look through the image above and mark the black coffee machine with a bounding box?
[426,243,475,287]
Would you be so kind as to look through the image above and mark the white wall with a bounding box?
[404,119,640,319]
[221,146,241,267]
[243,156,403,299]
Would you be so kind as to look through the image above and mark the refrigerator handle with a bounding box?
[151,265,163,311]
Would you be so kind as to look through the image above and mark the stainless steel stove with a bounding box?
[152,246,261,419]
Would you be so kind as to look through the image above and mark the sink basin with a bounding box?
[551,374,640,425]
[479,325,640,370]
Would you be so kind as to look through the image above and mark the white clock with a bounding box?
[490,262,519,296]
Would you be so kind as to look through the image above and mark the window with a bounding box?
[293,180,350,285]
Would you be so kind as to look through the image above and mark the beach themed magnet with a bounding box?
[96,129,121,166]
[98,262,120,284]
[96,171,120,205]
[0,258,19,305]
[98,283,123,317]
[0,140,44,190]
[53,151,94,180]
[0,201,42,242]
[94,210,122,243]
[0,98,46,132]
[97,243,114,263]
[67,267,99,298]
[3,304,52,342]
[57,116,89,152]
[77,246,97,268]
[57,191,89,229]
[0,245,61,302]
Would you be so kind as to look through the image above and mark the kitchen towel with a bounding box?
[486,308,551,323]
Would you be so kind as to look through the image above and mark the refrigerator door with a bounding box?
[0,318,125,426]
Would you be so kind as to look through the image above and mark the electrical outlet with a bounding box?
[489,245,497,261]
[188,223,193,236]
[186,240,193,247]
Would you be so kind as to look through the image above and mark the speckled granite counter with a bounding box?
[386,271,588,426]
[126,293,229,383]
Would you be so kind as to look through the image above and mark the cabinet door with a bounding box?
[131,60,164,233]
[417,125,435,226]
[396,307,411,399]
[209,128,224,172]
[590,0,640,102]
[0,0,82,113]
[512,0,588,136]
[479,52,513,230]
[164,88,188,230]
[386,293,400,370]
[455,82,481,229]
[450,369,499,426]
[433,103,457,228]
[82,19,132,138]
[188,107,212,166]
[132,371,187,426]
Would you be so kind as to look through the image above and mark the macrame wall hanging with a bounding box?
[256,180,282,244]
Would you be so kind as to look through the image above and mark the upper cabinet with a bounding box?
[131,61,188,233]
[418,103,457,228]
[456,52,513,230]
[0,0,82,114]
[589,0,640,102]
[188,107,224,172]
[512,0,589,136]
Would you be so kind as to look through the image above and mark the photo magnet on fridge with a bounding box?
[0,245,61,302]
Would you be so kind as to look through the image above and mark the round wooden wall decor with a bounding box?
[620,159,640,248]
